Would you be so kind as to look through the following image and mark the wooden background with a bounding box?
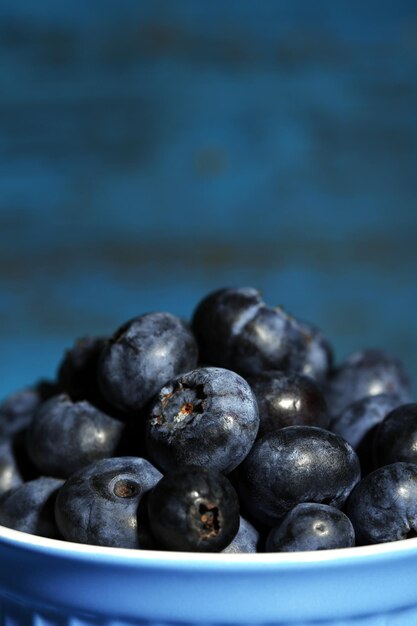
[0,0,416,396]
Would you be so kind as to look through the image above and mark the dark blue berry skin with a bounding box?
[146,367,259,474]
[325,349,411,418]
[55,457,162,548]
[0,438,26,496]
[265,503,355,552]
[192,287,263,367]
[346,463,417,545]
[0,387,42,438]
[26,394,126,478]
[192,287,306,376]
[247,371,330,437]
[58,335,107,403]
[222,516,260,553]
[0,387,44,495]
[330,393,404,476]
[297,321,334,384]
[36,379,63,401]
[373,404,417,468]
[0,431,40,496]
[147,465,240,552]
[330,393,404,450]
[98,312,199,414]
[57,335,127,421]
[0,477,64,538]
[237,426,361,527]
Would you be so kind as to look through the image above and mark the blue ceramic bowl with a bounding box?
[1,525,417,626]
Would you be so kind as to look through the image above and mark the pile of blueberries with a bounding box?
[0,287,416,553]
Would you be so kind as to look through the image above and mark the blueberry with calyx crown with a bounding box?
[147,465,240,552]
[146,366,259,474]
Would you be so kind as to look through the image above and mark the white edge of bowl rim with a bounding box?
[1,523,417,566]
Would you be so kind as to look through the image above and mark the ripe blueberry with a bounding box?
[373,404,417,468]
[57,335,107,404]
[0,476,64,538]
[265,503,355,552]
[247,371,329,437]
[146,367,259,474]
[296,321,334,383]
[325,349,411,418]
[0,387,43,438]
[192,287,307,376]
[98,312,198,414]
[346,462,417,545]
[26,394,125,478]
[147,465,240,552]
[237,425,361,526]
[55,457,162,548]
[222,516,260,553]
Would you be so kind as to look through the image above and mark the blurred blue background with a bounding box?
[0,0,416,396]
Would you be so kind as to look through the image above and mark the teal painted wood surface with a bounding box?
[0,1,416,395]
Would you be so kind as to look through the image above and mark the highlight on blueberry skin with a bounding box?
[237,425,361,527]
[191,287,308,376]
[265,503,355,552]
[55,457,162,548]
[346,462,417,545]
[98,312,199,414]
[0,437,35,497]
[146,367,259,474]
[247,371,330,437]
[147,465,240,552]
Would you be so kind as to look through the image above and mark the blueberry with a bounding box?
[297,321,334,383]
[373,404,417,468]
[55,457,162,548]
[192,287,307,376]
[98,312,198,414]
[222,516,260,553]
[265,503,355,552]
[330,393,404,450]
[346,462,417,544]
[329,393,404,476]
[0,438,25,496]
[0,387,43,438]
[0,476,64,538]
[192,287,263,366]
[26,394,126,478]
[36,379,63,401]
[146,367,259,474]
[0,434,39,496]
[247,371,329,437]
[58,335,107,403]
[237,425,361,526]
[325,349,411,417]
[147,465,239,552]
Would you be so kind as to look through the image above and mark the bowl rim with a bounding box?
[2,522,417,566]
